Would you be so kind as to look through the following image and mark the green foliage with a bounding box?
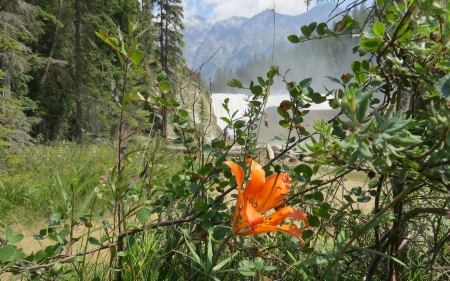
[3,1,450,280]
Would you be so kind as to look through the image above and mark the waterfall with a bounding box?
[211,93,333,130]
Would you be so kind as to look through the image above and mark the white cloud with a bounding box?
[183,0,312,21]
[183,0,199,19]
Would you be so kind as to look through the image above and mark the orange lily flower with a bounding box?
[223,158,309,246]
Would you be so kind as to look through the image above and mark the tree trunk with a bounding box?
[160,0,167,138]
[41,0,63,85]
[74,0,82,142]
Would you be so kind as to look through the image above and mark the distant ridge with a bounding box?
[182,3,341,80]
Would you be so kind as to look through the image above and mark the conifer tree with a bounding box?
[0,0,43,156]
[156,0,185,137]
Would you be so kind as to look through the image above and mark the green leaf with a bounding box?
[264,265,277,271]
[325,76,341,84]
[347,150,359,166]
[317,22,328,36]
[257,76,265,86]
[362,60,370,70]
[360,38,383,52]
[279,120,290,128]
[160,81,171,93]
[294,164,313,178]
[277,107,290,119]
[336,230,346,252]
[157,71,167,82]
[238,266,256,276]
[88,237,100,245]
[302,229,314,240]
[299,78,313,88]
[189,183,201,193]
[233,120,246,128]
[0,245,16,262]
[251,85,263,95]
[357,195,372,203]
[201,219,213,230]
[8,234,24,245]
[435,74,450,100]
[179,109,189,118]
[301,25,312,37]
[314,191,324,202]
[213,226,227,240]
[227,78,243,88]
[373,22,385,37]
[311,93,326,103]
[287,35,301,43]
[329,99,340,109]
[307,215,320,227]
[131,50,144,65]
[219,117,232,126]
[313,207,330,219]
[308,22,317,32]
[96,30,108,40]
[254,257,264,271]
[50,263,63,277]
[136,208,152,223]
[194,201,208,212]
[214,252,238,274]
[236,137,246,145]
[351,61,362,72]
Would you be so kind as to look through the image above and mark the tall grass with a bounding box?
[0,142,115,223]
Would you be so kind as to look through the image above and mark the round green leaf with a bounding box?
[360,38,383,52]
[287,35,301,43]
[302,229,314,240]
[236,137,246,145]
[201,219,213,230]
[307,215,320,227]
[160,81,171,93]
[194,201,208,212]
[314,191,324,202]
[178,109,189,118]
[157,71,167,82]
[213,226,227,240]
[190,183,201,193]
[373,22,385,37]
[301,25,312,38]
[317,22,328,36]
[233,120,246,128]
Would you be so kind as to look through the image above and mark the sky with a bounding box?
[182,0,315,22]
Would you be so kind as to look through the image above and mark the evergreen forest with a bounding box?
[1,0,185,161]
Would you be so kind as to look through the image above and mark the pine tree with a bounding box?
[0,0,43,157]
[156,0,185,137]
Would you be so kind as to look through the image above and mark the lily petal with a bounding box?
[239,224,306,247]
[262,206,309,227]
[223,161,244,189]
[242,160,266,204]
[245,203,264,231]
[222,161,245,234]
[252,173,292,212]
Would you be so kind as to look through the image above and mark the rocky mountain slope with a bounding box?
[183,3,341,80]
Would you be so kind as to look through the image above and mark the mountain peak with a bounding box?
[183,3,342,78]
